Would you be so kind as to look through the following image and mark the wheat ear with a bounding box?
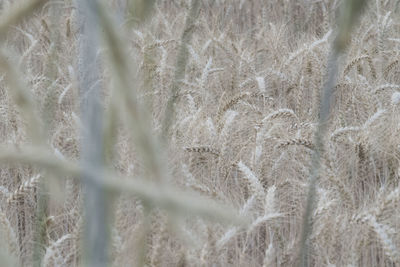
[276,139,314,150]
[7,174,41,204]
[184,146,220,157]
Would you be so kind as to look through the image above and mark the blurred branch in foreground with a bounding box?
[297,0,368,266]
[0,145,245,225]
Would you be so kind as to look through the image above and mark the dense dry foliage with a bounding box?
[0,0,400,266]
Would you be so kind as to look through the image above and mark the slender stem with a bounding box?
[298,51,339,267]
[0,146,245,226]
[75,0,108,266]
[297,0,367,265]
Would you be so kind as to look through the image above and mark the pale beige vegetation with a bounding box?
[0,0,400,266]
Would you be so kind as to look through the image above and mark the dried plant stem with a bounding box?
[95,0,166,184]
[297,52,339,267]
[0,146,245,226]
[298,1,367,266]
[75,0,108,265]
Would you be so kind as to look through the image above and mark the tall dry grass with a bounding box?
[0,0,399,266]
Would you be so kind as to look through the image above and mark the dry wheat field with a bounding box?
[0,0,399,266]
